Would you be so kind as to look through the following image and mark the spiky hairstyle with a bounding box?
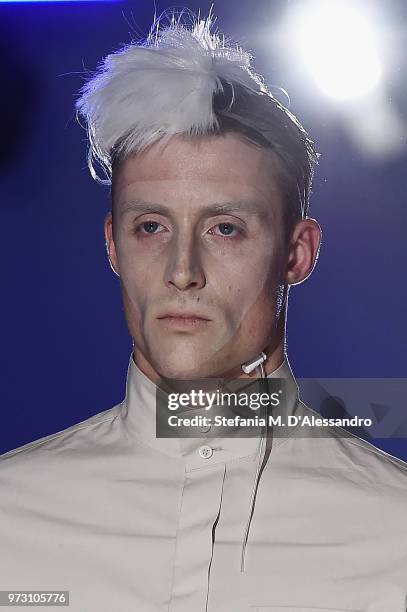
[75,7,319,228]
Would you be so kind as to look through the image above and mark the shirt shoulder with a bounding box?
[0,402,124,466]
[294,400,407,493]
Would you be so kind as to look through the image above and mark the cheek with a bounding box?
[117,253,151,321]
[219,248,281,308]
[212,271,278,345]
[116,234,150,283]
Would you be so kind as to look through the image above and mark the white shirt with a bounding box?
[1,352,407,612]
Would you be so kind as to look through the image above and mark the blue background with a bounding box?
[1,0,406,459]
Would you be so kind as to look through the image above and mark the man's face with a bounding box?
[106,133,289,379]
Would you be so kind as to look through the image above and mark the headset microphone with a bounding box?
[241,351,267,376]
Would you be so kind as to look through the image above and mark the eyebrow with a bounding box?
[120,199,269,219]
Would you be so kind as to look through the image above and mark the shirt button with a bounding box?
[198,445,213,459]
[198,424,212,434]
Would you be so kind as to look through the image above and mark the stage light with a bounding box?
[290,2,382,101]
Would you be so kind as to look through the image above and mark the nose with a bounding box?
[164,231,206,291]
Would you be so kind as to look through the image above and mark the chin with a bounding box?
[154,349,240,380]
[150,350,210,379]
[157,359,208,380]
[145,336,207,379]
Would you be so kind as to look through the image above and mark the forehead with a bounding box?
[114,133,283,214]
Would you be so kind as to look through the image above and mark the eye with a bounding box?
[136,221,165,235]
[209,222,242,238]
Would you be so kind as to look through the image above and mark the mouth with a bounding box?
[157,313,211,328]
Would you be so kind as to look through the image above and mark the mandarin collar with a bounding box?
[120,351,301,466]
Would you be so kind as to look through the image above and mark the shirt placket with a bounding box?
[168,441,227,612]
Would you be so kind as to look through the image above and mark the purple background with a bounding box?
[1,0,406,459]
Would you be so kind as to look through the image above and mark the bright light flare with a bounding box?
[290,2,382,100]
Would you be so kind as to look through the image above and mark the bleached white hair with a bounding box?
[75,7,318,222]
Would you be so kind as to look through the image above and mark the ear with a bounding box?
[285,218,322,286]
[104,212,120,277]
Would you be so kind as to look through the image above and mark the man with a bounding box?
[1,10,406,612]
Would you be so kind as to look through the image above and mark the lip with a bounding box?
[157,312,211,321]
[157,313,211,328]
